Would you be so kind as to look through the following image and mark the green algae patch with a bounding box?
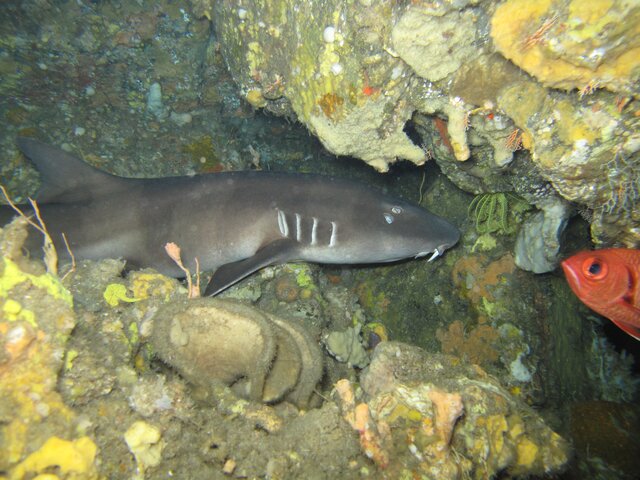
[0,257,73,308]
[2,298,36,327]
[64,349,79,371]
[103,283,141,307]
[182,135,222,172]
[292,264,314,289]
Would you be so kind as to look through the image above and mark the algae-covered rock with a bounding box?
[211,0,441,171]
[324,324,369,369]
[0,218,101,479]
[491,0,640,95]
[151,297,323,408]
[211,0,638,248]
[124,420,164,474]
[391,2,480,83]
[497,79,640,247]
[265,313,324,409]
[356,341,570,478]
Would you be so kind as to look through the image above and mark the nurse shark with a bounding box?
[4,138,459,295]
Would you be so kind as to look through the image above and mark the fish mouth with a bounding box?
[560,261,580,290]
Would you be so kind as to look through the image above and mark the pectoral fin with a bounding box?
[205,239,300,296]
[610,302,640,340]
[611,317,640,341]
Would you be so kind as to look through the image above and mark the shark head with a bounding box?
[324,189,460,265]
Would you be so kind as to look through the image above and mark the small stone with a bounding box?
[170,111,192,126]
[147,82,168,120]
[35,401,50,417]
[124,420,164,469]
[330,63,343,75]
[323,26,336,43]
[223,458,236,474]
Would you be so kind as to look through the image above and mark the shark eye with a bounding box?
[582,258,607,280]
[383,213,394,224]
[391,206,403,214]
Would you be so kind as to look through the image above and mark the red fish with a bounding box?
[561,248,640,340]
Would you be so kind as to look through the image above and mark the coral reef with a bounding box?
[1,207,635,478]
[0,218,100,479]
[1,1,639,477]
[354,341,570,479]
[209,0,639,249]
[491,0,640,95]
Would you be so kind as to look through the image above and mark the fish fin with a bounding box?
[610,316,640,341]
[205,239,300,296]
[17,137,127,203]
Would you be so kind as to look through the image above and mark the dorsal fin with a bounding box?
[17,137,127,204]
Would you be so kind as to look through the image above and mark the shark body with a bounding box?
[7,138,459,295]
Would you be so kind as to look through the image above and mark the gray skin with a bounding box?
[8,138,459,295]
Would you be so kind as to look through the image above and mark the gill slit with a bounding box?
[277,210,289,237]
[311,217,318,245]
[329,221,337,247]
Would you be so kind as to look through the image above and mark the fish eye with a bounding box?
[582,258,607,279]
[383,213,394,224]
[391,206,403,214]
